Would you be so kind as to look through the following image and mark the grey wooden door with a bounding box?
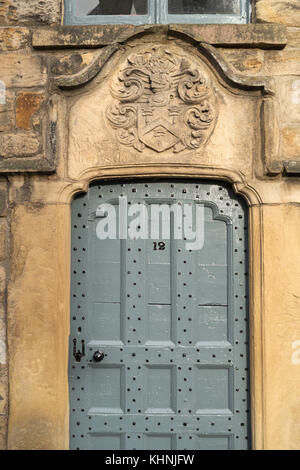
[69,180,250,450]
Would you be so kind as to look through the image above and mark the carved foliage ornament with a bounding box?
[106,47,218,153]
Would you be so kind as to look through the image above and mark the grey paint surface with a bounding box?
[69,180,250,450]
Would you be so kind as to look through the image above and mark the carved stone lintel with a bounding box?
[106,47,218,154]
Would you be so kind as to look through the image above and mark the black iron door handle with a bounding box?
[73,338,85,362]
[93,350,105,363]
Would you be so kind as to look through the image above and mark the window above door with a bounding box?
[65,0,250,25]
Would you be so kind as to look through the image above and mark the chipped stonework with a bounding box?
[256,0,300,27]
[0,0,62,25]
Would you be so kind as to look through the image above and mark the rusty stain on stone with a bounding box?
[16,92,44,130]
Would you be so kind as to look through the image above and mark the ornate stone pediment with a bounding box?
[106,47,218,153]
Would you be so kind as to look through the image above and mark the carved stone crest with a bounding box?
[106,47,218,153]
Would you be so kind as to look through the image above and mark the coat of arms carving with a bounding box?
[106,47,218,153]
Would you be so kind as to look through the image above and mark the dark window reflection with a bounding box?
[76,0,148,16]
[168,0,239,15]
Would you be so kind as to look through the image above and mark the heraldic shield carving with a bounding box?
[106,47,218,153]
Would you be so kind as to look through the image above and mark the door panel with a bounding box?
[69,180,250,450]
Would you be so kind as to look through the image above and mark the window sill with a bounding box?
[32,23,287,50]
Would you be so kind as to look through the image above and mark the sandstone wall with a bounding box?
[0,0,61,449]
[0,0,299,450]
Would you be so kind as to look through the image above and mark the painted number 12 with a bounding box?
[153,242,166,251]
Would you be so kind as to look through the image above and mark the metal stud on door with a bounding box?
[69,180,250,450]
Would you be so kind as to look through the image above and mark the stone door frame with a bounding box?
[7,164,264,449]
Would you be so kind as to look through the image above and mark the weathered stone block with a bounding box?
[256,0,300,27]
[0,328,8,413]
[16,92,45,130]
[221,49,264,75]
[287,27,300,46]
[262,205,300,449]
[0,308,6,371]
[50,51,97,76]
[0,55,47,88]
[0,27,29,50]
[0,91,14,132]
[284,160,300,174]
[0,182,7,217]
[8,204,70,449]
[264,47,300,75]
[281,125,300,159]
[0,378,8,415]
[0,133,40,157]
[32,24,288,49]
[0,0,62,25]
[277,77,300,123]
[267,160,284,175]
[32,24,153,49]
[0,265,6,298]
[170,24,287,48]
[0,414,7,449]
[262,96,280,175]
[0,219,7,260]
[0,341,5,367]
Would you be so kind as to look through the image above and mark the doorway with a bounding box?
[69,179,250,450]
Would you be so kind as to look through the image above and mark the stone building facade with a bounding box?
[0,0,299,450]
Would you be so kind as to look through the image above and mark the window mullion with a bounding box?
[155,0,168,24]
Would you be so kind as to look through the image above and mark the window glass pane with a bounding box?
[75,0,148,16]
[168,0,240,15]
